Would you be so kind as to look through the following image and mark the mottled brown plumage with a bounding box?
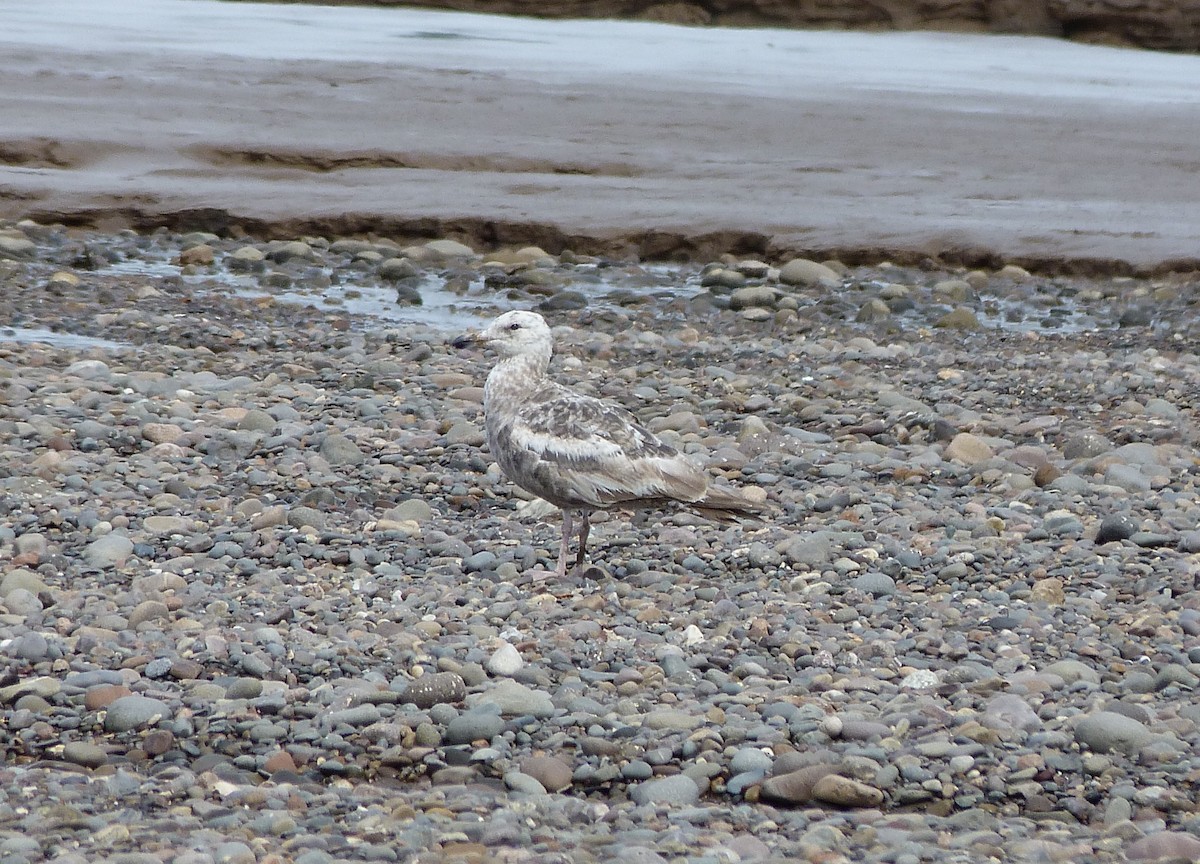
[453,310,765,577]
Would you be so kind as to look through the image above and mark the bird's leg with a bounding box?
[575,512,591,571]
[555,509,573,579]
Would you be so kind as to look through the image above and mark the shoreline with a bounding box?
[4,1,1200,274]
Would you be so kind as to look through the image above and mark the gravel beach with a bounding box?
[1,221,1198,862]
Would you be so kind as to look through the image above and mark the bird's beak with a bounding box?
[451,329,483,350]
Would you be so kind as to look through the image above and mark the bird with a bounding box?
[452,309,766,578]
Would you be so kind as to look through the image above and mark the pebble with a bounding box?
[1074,711,1155,755]
[629,775,701,807]
[103,695,172,732]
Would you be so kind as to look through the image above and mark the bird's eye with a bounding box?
[507,322,521,331]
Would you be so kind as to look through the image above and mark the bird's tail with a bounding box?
[691,485,770,524]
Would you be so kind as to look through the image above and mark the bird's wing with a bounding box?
[506,384,709,509]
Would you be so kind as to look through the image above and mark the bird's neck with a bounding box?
[484,352,548,415]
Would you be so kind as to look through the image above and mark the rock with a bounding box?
[386,499,434,523]
[444,711,505,745]
[538,290,588,312]
[287,506,325,530]
[142,515,189,535]
[1062,432,1113,460]
[127,600,170,628]
[856,298,891,322]
[266,240,315,262]
[424,239,475,258]
[179,244,215,265]
[996,264,1031,280]
[1,568,49,598]
[1126,832,1200,861]
[520,755,572,792]
[0,234,37,260]
[472,679,554,718]
[810,774,884,808]
[778,258,840,288]
[486,642,524,677]
[320,433,364,466]
[379,257,420,280]
[85,534,135,568]
[1096,514,1138,544]
[629,775,700,807]
[643,709,702,731]
[944,432,994,465]
[62,742,108,769]
[104,695,172,732]
[1104,463,1151,492]
[729,285,777,310]
[935,308,981,330]
[852,572,896,597]
[760,764,841,805]
[1075,711,1155,755]
[900,670,939,690]
[981,693,1041,732]
[932,279,973,301]
[227,246,266,271]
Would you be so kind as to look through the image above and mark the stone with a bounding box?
[520,755,572,792]
[179,244,215,265]
[935,308,981,330]
[1104,463,1151,493]
[471,679,555,718]
[379,257,420,280]
[486,642,524,677]
[629,775,701,807]
[424,239,475,258]
[1,569,49,598]
[760,764,841,805]
[1062,432,1112,460]
[1074,711,1154,755]
[0,234,36,260]
[85,534,135,568]
[1126,832,1200,861]
[62,741,108,769]
[1029,577,1064,605]
[127,600,170,628]
[981,693,1041,731]
[944,432,994,465]
[810,774,884,808]
[444,711,505,745]
[1096,514,1138,544]
[320,433,364,466]
[729,285,777,310]
[779,258,840,288]
[104,695,173,732]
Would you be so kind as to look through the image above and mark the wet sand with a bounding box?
[3,0,1200,271]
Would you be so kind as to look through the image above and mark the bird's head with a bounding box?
[452,310,553,359]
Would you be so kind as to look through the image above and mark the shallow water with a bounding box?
[0,326,126,350]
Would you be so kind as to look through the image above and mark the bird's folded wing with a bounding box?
[510,389,708,508]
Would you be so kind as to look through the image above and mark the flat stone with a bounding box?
[760,764,841,805]
[1074,711,1154,755]
[519,755,572,792]
[810,774,884,808]
[779,258,839,288]
[85,534,135,568]
[104,695,173,732]
[62,741,108,769]
[944,432,994,465]
[127,600,170,628]
[629,774,701,807]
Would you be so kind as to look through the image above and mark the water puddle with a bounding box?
[93,252,1106,336]
[0,327,126,350]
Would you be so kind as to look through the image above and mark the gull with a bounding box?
[452,310,765,578]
